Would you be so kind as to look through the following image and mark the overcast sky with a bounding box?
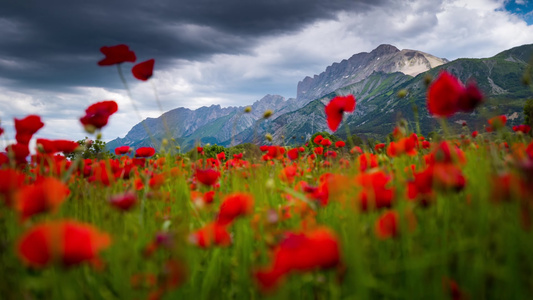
[0,0,532,145]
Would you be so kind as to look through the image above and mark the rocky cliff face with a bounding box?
[296,44,447,103]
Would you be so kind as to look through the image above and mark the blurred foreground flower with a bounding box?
[115,145,131,155]
[254,227,341,291]
[109,192,137,211]
[80,100,118,133]
[135,146,156,158]
[17,220,111,268]
[15,177,70,222]
[195,168,220,187]
[216,193,254,226]
[98,44,136,66]
[15,115,44,145]
[325,95,356,132]
[132,59,155,81]
[427,71,483,117]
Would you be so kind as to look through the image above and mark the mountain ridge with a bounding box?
[106,43,532,152]
[296,44,448,103]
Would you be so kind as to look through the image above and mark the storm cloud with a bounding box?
[0,0,383,91]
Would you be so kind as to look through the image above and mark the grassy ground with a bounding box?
[1,121,532,300]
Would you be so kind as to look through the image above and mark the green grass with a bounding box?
[1,126,533,299]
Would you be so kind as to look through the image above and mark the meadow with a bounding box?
[0,44,532,300]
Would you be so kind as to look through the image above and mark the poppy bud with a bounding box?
[263,110,273,119]
[397,89,408,98]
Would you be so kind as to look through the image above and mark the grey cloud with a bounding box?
[0,0,384,92]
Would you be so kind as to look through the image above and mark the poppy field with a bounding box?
[1,44,533,300]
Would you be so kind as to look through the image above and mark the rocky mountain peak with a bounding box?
[296,44,447,103]
[372,44,400,56]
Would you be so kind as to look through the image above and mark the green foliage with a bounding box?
[524,98,533,127]
[226,143,261,159]
[346,133,364,147]
[365,137,380,150]
[426,131,439,141]
[202,144,226,159]
[65,137,115,160]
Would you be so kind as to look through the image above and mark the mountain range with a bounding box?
[106,43,533,152]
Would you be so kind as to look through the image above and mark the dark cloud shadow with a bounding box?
[0,0,383,91]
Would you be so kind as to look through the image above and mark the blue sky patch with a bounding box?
[504,0,533,25]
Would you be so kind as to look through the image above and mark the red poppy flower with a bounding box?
[427,71,464,117]
[109,192,137,211]
[17,220,111,268]
[375,211,399,239]
[325,95,356,132]
[114,145,131,155]
[432,163,466,192]
[279,165,299,184]
[374,143,386,151]
[98,44,136,66]
[407,167,435,206]
[80,100,118,131]
[87,161,115,186]
[359,153,378,172]
[52,140,79,153]
[320,138,332,147]
[217,151,226,161]
[0,169,27,207]
[472,131,478,138]
[61,222,111,267]
[135,147,156,158]
[427,141,466,165]
[36,139,79,154]
[15,115,45,145]
[15,177,70,222]
[254,227,340,290]
[489,174,517,202]
[350,146,363,155]
[313,135,324,145]
[513,125,532,133]
[267,146,284,159]
[386,136,417,157]
[216,193,254,226]
[314,147,324,156]
[188,222,231,248]
[356,171,395,211]
[335,140,345,148]
[149,173,166,189]
[324,150,337,158]
[132,59,155,81]
[0,153,7,166]
[195,168,220,186]
[488,115,507,130]
[6,143,30,166]
[191,190,216,206]
[457,81,483,112]
[287,148,299,160]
